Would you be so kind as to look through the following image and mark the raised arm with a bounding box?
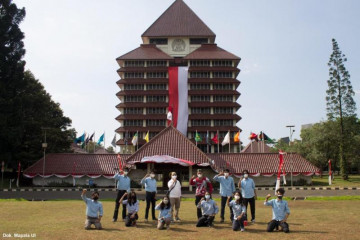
[237,176,243,189]
[119,192,128,204]
[264,194,271,205]
[140,173,149,186]
[213,170,224,182]
[197,197,205,208]
[189,175,196,186]
[81,189,88,203]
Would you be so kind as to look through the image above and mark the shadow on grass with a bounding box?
[102,228,121,232]
[170,227,197,232]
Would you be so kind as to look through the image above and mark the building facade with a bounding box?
[115,0,241,153]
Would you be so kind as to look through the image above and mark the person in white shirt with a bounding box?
[167,172,182,222]
[119,191,139,227]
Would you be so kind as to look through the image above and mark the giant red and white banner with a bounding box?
[168,66,188,135]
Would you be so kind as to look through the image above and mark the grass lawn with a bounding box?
[1,199,359,240]
[311,174,360,187]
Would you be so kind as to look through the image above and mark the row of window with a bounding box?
[124,96,167,103]
[121,131,237,140]
[149,38,209,45]
[123,107,234,115]
[124,60,233,68]
[123,96,234,103]
[123,84,167,90]
[191,120,234,126]
[124,61,167,67]
[123,119,234,127]
[123,84,233,91]
[123,72,234,79]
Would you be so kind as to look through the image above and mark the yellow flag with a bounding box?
[234,131,240,142]
[144,131,149,143]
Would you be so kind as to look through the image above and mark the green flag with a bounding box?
[195,132,202,142]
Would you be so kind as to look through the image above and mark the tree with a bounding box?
[106,146,115,154]
[326,38,357,179]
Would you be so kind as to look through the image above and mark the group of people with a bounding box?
[81,168,290,233]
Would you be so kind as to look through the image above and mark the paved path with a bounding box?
[0,187,359,200]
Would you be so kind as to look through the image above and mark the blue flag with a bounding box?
[97,133,104,145]
[74,133,85,144]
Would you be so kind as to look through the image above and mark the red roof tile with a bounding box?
[184,44,240,60]
[116,44,172,60]
[23,154,131,177]
[206,153,320,175]
[142,0,215,38]
[241,141,272,153]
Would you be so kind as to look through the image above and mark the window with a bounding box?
[147,84,167,90]
[124,120,143,126]
[219,131,235,138]
[214,120,233,126]
[213,95,233,102]
[147,72,167,78]
[147,61,167,67]
[214,107,233,114]
[190,38,208,44]
[197,144,209,153]
[213,72,233,78]
[190,60,210,66]
[191,107,210,114]
[191,95,210,102]
[124,84,144,90]
[124,108,143,114]
[149,132,159,138]
[124,61,145,67]
[213,83,233,90]
[190,72,210,78]
[125,132,141,138]
[146,108,166,114]
[212,60,233,67]
[191,120,211,126]
[146,96,166,102]
[124,72,144,78]
[124,96,143,102]
[150,38,168,45]
[190,83,210,90]
[146,120,166,126]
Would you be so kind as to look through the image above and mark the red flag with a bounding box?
[249,132,259,142]
[211,133,218,144]
[328,160,332,185]
[117,154,123,171]
[275,150,285,192]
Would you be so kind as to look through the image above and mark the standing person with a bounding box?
[213,169,236,223]
[238,169,257,223]
[227,191,246,232]
[112,167,131,222]
[119,191,139,227]
[167,172,182,222]
[264,188,290,233]
[196,191,219,227]
[190,169,213,219]
[140,170,157,221]
[81,189,103,230]
[155,196,172,230]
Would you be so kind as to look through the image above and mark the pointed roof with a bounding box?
[241,141,272,153]
[116,44,172,60]
[125,125,211,165]
[184,44,240,60]
[142,0,216,39]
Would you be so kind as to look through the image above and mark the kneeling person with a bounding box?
[264,188,290,233]
[155,196,172,230]
[227,191,246,232]
[81,189,103,230]
[196,191,219,227]
[120,191,139,227]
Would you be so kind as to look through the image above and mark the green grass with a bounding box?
[305,196,360,201]
[1,199,360,240]
[311,174,360,187]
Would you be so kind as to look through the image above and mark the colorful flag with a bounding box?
[195,132,202,142]
[234,131,240,142]
[275,150,285,193]
[328,160,332,185]
[111,134,117,147]
[97,133,104,145]
[206,131,212,146]
[131,132,138,146]
[167,107,173,126]
[168,67,188,135]
[118,154,123,171]
[249,132,258,142]
[89,132,95,142]
[74,133,85,144]
[144,131,149,143]
[221,131,230,146]
[212,133,219,144]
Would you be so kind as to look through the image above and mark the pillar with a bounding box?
[189,165,193,191]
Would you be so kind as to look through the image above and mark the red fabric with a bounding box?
[249,132,258,142]
[168,67,179,128]
[118,154,123,171]
[328,160,332,176]
[190,177,213,196]
[211,133,218,144]
[277,150,285,180]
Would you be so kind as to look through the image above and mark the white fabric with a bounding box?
[167,179,181,198]
[141,155,195,167]
[167,111,172,121]
[221,131,230,146]
[177,67,188,136]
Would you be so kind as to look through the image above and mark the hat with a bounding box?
[197,169,203,173]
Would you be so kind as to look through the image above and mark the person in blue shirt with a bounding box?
[81,189,103,230]
[264,188,290,233]
[112,167,131,222]
[227,191,246,232]
[119,190,139,227]
[196,191,219,227]
[238,169,257,223]
[155,196,172,230]
[141,170,157,221]
[213,169,236,223]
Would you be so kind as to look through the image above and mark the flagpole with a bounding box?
[196,130,198,147]
[262,131,264,153]
[104,131,105,150]
[126,130,128,154]
[251,139,253,153]
[217,130,219,153]
[136,131,139,152]
[94,132,96,154]
[207,130,209,153]
[239,130,241,153]
[228,130,230,153]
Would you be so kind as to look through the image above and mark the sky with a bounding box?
[13,0,360,150]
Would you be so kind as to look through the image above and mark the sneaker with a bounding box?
[112,219,117,222]
[175,217,181,222]
[241,228,245,232]
[152,218,158,221]
[251,219,255,223]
